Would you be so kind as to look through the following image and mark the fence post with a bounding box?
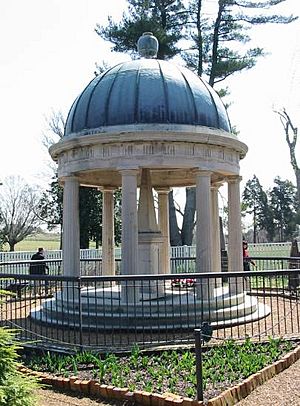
[78,278,83,351]
[194,328,204,401]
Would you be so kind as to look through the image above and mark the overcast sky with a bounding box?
[0,0,299,196]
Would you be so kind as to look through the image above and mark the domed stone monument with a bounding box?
[33,33,269,330]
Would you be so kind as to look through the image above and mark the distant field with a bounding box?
[3,233,61,252]
[2,233,98,252]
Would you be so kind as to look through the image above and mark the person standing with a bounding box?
[242,240,256,271]
[29,248,49,294]
[29,248,49,275]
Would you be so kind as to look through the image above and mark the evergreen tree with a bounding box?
[269,177,298,241]
[96,0,188,60]
[242,175,274,242]
[184,0,297,87]
[39,175,63,232]
[79,187,122,248]
[79,187,102,249]
[0,327,39,406]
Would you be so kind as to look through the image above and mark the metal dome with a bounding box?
[64,58,231,137]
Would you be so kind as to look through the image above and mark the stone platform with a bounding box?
[31,285,270,330]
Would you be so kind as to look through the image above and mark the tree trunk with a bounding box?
[276,109,299,205]
[168,190,182,246]
[219,217,225,250]
[296,168,300,206]
[80,230,90,249]
[169,190,227,249]
[196,0,203,77]
[9,242,15,252]
[181,187,196,245]
[253,206,257,243]
[59,224,63,250]
[209,2,223,86]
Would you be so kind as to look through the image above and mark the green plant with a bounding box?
[0,328,39,406]
[130,344,140,368]
[21,338,296,400]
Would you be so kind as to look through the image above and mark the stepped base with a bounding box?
[31,285,270,330]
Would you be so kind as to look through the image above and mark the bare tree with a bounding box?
[274,108,300,203]
[0,176,42,251]
[43,109,65,148]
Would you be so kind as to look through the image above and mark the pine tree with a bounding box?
[184,0,297,87]
[95,0,188,60]
[242,175,274,242]
[269,177,298,241]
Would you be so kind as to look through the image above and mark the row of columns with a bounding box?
[61,170,243,295]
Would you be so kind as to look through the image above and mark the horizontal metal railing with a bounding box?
[0,267,299,352]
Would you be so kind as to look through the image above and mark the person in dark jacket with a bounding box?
[29,248,49,294]
[29,248,49,275]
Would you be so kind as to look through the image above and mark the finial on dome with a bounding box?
[137,32,159,59]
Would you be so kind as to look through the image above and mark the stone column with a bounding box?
[195,170,213,300]
[102,187,115,277]
[62,176,80,277]
[156,188,171,275]
[211,183,222,288]
[120,169,139,303]
[227,176,243,295]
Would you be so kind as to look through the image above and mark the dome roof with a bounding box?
[64,58,231,137]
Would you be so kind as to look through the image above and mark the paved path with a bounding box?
[236,358,300,406]
[37,389,125,406]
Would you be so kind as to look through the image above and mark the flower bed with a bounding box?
[21,338,298,404]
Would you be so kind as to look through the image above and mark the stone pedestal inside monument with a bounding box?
[138,231,164,297]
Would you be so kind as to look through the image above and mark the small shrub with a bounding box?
[0,327,39,406]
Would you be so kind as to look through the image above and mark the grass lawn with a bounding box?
[3,233,61,252]
[2,232,99,252]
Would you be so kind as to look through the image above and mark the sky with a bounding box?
[0,0,300,197]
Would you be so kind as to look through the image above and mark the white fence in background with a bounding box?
[248,242,292,257]
[0,242,293,263]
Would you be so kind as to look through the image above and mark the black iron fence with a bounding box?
[0,261,299,353]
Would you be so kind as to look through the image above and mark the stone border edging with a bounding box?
[18,345,300,406]
[17,366,204,406]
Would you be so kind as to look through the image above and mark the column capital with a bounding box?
[100,186,115,193]
[211,181,224,190]
[193,169,213,177]
[60,175,80,184]
[118,168,139,175]
[155,187,171,194]
[227,175,242,184]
